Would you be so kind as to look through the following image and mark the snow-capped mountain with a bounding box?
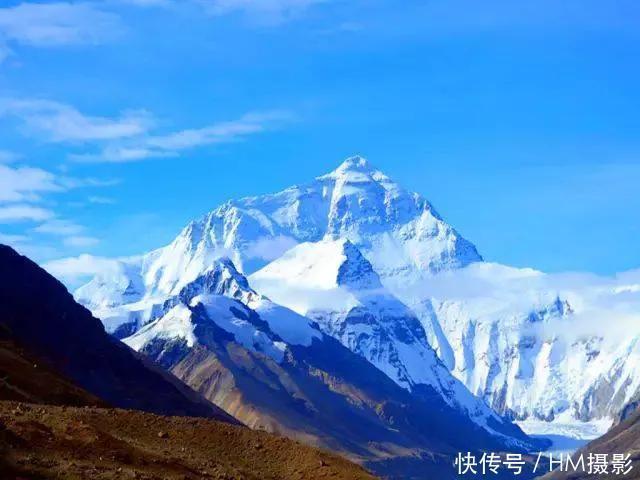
[119,256,540,478]
[125,262,317,365]
[116,248,533,448]
[78,156,479,305]
[250,238,521,439]
[74,156,481,335]
[383,262,640,434]
[71,155,640,445]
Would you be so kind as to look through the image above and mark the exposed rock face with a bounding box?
[0,244,236,422]
[122,260,542,478]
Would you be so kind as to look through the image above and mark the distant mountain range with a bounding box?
[63,156,640,476]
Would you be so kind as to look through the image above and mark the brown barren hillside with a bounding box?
[0,401,377,480]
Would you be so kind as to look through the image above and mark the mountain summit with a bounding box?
[323,155,372,175]
[76,156,482,326]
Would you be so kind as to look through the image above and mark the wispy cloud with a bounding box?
[88,195,116,204]
[198,0,329,24]
[113,0,332,24]
[2,97,291,162]
[34,219,85,236]
[150,112,280,149]
[0,232,59,260]
[74,110,293,162]
[58,176,121,189]
[0,204,54,223]
[0,232,29,244]
[0,161,114,256]
[0,163,62,202]
[0,98,153,142]
[0,2,123,47]
[63,235,100,247]
[44,253,129,285]
[0,42,11,64]
[34,219,100,248]
[0,162,117,202]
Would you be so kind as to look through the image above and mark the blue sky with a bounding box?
[0,0,639,276]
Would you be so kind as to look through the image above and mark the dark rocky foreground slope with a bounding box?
[0,400,375,480]
[0,244,234,422]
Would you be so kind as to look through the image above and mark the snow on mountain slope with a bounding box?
[121,257,543,468]
[82,156,477,286]
[68,155,640,443]
[250,238,526,443]
[126,297,289,363]
[117,256,322,351]
[384,262,640,429]
[73,156,481,335]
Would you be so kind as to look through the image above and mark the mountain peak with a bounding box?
[175,257,256,306]
[340,155,370,169]
[322,155,376,178]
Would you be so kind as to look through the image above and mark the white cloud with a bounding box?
[245,235,298,261]
[63,235,100,247]
[74,110,293,162]
[0,162,114,250]
[0,2,122,47]
[73,145,176,163]
[395,262,640,344]
[88,195,116,204]
[0,232,29,244]
[0,99,153,142]
[0,233,60,261]
[148,111,288,149]
[199,0,329,24]
[34,219,84,236]
[113,0,330,23]
[58,176,121,188]
[44,253,126,284]
[0,162,117,204]
[0,204,54,223]
[117,0,174,6]
[0,163,62,202]
[1,96,291,162]
[32,217,101,250]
